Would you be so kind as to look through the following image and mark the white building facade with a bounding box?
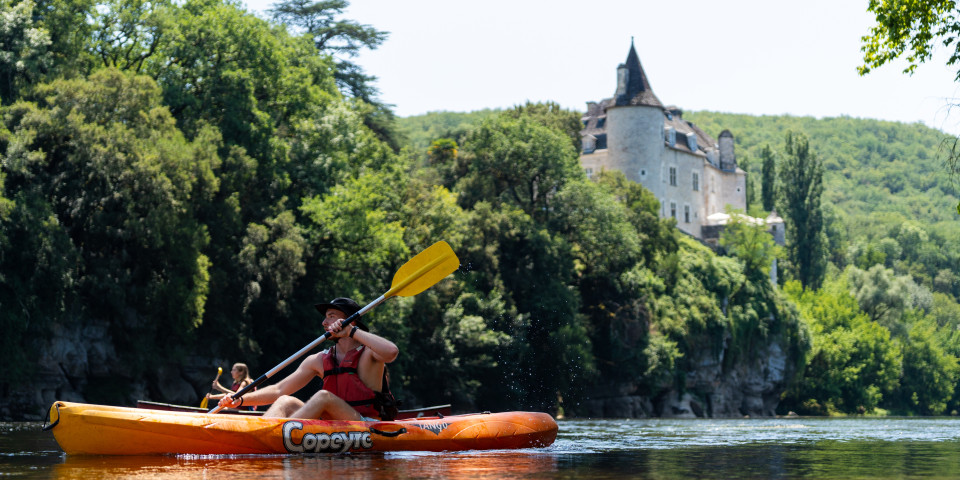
[580,41,751,240]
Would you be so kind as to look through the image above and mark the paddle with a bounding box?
[208,240,460,414]
[199,367,223,409]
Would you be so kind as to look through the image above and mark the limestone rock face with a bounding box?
[3,320,214,420]
[578,335,796,419]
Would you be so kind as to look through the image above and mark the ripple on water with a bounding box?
[553,417,960,452]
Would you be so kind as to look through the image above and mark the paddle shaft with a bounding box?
[206,240,458,414]
[207,296,385,413]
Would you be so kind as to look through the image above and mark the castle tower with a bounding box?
[718,130,736,171]
[605,40,665,198]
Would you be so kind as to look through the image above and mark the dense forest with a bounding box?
[2,0,959,419]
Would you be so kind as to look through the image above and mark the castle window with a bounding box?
[670,202,677,219]
[582,135,596,154]
[585,168,593,179]
[669,167,677,186]
[596,118,606,128]
[595,134,607,150]
[692,172,699,191]
[686,133,698,151]
[684,205,690,223]
[640,169,646,178]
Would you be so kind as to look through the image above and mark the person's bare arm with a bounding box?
[351,329,399,364]
[328,319,399,363]
[212,381,232,394]
[217,354,323,408]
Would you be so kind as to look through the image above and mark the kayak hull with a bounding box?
[47,401,558,455]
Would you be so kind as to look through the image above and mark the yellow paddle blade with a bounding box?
[386,241,459,298]
[202,366,223,408]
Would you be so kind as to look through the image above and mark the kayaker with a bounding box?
[206,363,257,411]
[215,297,400,421]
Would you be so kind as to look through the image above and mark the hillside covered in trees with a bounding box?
[399,109,960,416]
[1,0,958,420]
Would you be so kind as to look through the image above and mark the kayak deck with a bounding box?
[47,401,558,455]
[135,399,453,419]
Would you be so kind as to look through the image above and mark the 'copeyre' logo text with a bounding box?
[282,421,373,453]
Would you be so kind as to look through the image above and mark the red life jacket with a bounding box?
[321,345,383,419]
[231,381,257,411]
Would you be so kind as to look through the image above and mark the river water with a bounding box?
[4,416,960,479]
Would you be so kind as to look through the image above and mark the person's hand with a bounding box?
[217,395,242,409]
[205,393,211,399]
[327,318,349,338]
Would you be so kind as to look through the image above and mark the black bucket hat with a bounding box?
[314,297,368,331]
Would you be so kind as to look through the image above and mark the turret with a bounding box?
[719,130,736,171]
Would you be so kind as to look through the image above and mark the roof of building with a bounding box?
[616,41,663,108]
[580,41,727,162]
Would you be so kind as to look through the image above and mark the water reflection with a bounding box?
[7,418,960,479]
[52,451,558,480]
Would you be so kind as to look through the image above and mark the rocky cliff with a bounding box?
[578,333,795,418]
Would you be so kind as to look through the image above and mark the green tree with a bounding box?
[1,68,216,380]
[457,114,583,221]
[88,0,174,72]
[760,144,777,212]
[501,101,583,152]
[269,0,398,148]
[741,153,756,209]
[719,208,782,281]
[859,0,960,212]
[19,0,98,83]
[893,313,960,415]
[846,264,933,336]
[426,138,460,189]
[781,279,901,414]
[859,0,960,80]
[778,131,827,290]
[0,0,52,102]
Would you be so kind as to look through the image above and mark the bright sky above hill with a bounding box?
[243,0,960,135]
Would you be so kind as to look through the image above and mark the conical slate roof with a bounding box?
[615,40,663,107]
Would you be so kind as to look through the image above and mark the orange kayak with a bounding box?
[46,401,558,455]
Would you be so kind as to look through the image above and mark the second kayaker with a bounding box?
[215,297,400,420]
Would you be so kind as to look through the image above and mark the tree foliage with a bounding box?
[760,144,777,212]
[781,278,901,415]
[778,131,828,290]
[2,0,959,419]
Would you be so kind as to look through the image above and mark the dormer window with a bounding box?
[665,127,676,147]
[685,132,697,152]
[582,135,596,154]
[595,134,607,150]
[596,118,606,128]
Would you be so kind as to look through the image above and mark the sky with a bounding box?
[242,0,960,135]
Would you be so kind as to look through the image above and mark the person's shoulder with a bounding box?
[303,350,328,368]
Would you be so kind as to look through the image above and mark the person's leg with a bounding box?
[261,395,304,418]
[293,390,364,420]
